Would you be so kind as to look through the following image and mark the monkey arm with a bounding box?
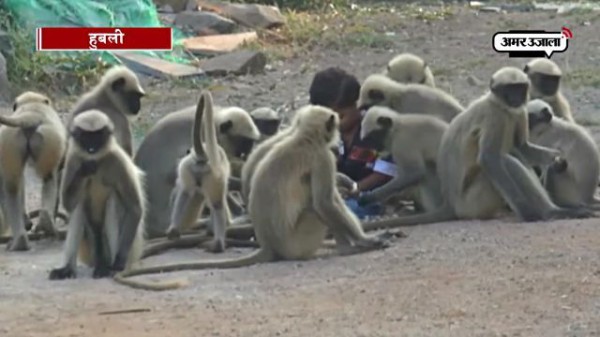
[514,112,560,166]
[60,156,87,213]
[477,122,529,208]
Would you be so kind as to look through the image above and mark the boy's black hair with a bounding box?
[309,67,361,109]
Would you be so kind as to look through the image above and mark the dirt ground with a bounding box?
[2,4,600,337]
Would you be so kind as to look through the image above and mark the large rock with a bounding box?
[0,53,11,103]
[196,1,285,29]
[199,50,266,76]
[175,11,236,36]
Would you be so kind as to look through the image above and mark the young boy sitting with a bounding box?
[308,67,396,218]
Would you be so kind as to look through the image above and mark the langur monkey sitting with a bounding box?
[134,104,259,239]
[357,74,463,123]
[527,99,600,208]
[0,91,67,251]
[112,105,392,289]
[361,67,594,231]
[524,58,574,123]
[48,110,146,280]
[385,53,436,88]
[249,107,282,142]
[357,106,448,212]
[166,91,232,253]
[68,66,146,156]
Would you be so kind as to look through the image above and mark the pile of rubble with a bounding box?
[119,0,286,79]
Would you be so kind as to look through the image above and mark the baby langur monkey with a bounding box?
[357,74,463,123]
[362,67,593,231]
[112,105,392,288]
[48,110,146,281]
[0,91,67,251]
[68,65,146,156]
[166,91,232,253]
[357,106,448,212]
[524,58,574,123]
[385,53,436,88]
[249,107,282,142]
[527,99,600,208]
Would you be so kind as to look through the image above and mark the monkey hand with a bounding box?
[79,160,98,176]
[356,192,375,207]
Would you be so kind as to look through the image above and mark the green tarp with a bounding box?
[3,0,192,64]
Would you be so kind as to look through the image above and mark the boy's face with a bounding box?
[335,105,362,133]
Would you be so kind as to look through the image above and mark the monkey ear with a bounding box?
[489,78,495,90]
[44,99,50,105]
[523,65,530,74]
[376,116,392,128]
[219,120,234,134]
[325,114,336,132]
[111,77,127,92]
[12,102,17,111]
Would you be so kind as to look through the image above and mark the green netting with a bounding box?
[3,0,193,64]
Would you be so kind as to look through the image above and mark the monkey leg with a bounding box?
[227,192,245,217]
[31,171,61,236]
[167,190,203,240]
[49,205,86,280]
[3,181,29,251]
[501,155,593,220]
[203,197,230,253]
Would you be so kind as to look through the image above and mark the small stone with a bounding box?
[175,11,236,36]
[158,4,174,13]
[480,6,501,13]
[154,0,188,13]
[200,50,267,76]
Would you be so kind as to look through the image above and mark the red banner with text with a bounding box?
[36,27,173,51]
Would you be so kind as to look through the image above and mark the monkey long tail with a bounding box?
[362,202,456,232]
[113,248,272,291]
[142,234,259,258]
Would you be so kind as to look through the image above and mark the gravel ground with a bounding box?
[1,4,600,337]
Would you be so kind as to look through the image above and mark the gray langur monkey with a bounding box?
[134,103,259,239]
[111,105,393,289]
[361,67,594,231]
[385,53,436,88]
[524,58,574,123]
[0,91,67,251]
[527,99,600,208]
[357,74,463,123]
[68,65,146,156]
[356,106,448,212]
[165,91,232,253]
[249,107,282,142]
[48,110,181,291]
[48,110,146,280]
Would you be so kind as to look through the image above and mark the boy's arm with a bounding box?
[357,155,396,192]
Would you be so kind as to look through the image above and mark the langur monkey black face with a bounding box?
[219,120,255,159]
[527,72,560,97]
[490,79,529,109]
[358,89,385,111]
[527,99,554,131]
[111,76,145,115]
[252,118,280,137]
[70,112,114,155]
[360,115,391,152]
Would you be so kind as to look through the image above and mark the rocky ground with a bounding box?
[1,3,600,337]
